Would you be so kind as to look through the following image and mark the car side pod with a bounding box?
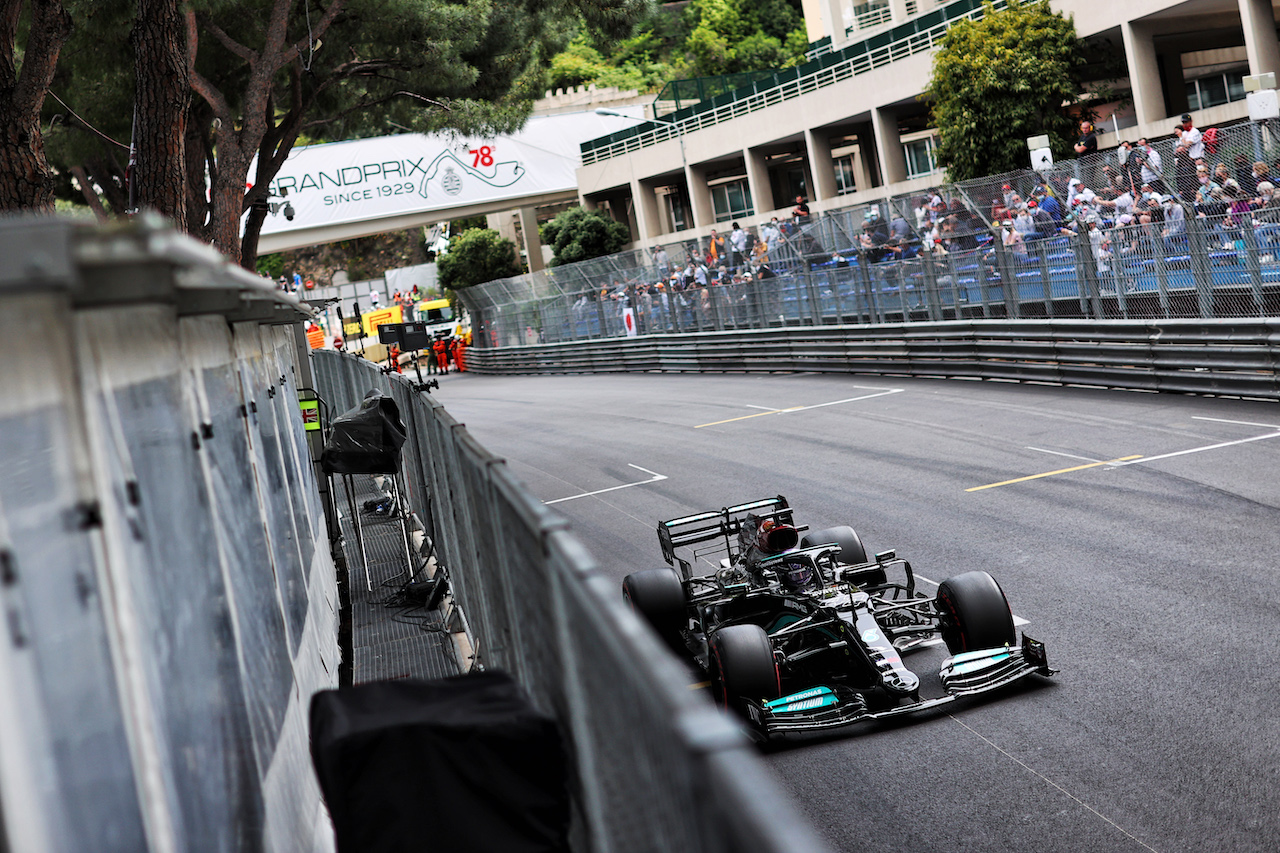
[938,635,1057,697]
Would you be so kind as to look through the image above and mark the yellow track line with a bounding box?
[966,455,1144,492]
[695,407,804,428]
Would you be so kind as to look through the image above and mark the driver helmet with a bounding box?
[778,557,817,591]
[755,518,799,554]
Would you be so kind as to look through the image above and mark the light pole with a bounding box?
[596,108,690,232]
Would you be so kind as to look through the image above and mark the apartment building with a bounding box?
[575,0,1280,246]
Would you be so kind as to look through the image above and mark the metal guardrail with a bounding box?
[462,319,1280,401]
[311,350,834,853]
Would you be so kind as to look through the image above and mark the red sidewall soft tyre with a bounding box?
[936,570,1016,655]
[710,624,780,710]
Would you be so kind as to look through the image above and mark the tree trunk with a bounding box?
[184,98,213,239]
[69,165,109,222]
[0,0,73,212]
[240,201,269,270]
[206,133,249,265]
[131,0,189,229]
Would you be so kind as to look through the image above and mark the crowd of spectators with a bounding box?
[562,114,1280,336]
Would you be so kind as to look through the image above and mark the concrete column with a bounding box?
[871,108,907,186]
[853,142,874,192]
[631,178,662,241]
[517,206,544,273]
[1160,51,1189,118]
[818,0,846,42]
[1240,0,1280,77]
[888,0,909,23]
[1123,20,1167,126]
[744,147,773,216]
[686,164,714,229]
[804,129,838,202]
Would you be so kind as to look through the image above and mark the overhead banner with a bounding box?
[252,110,643,239]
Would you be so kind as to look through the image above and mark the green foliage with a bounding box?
[540,0,804,94]
[682,0,806,76]
[256,253,286,279]
[437,228,523,289]
[539,206,630,266]
[924,0,1088,180]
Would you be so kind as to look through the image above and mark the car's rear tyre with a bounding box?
[935,570,1016,655]
[623,568,686,648]
[802,525,883,586]
[710,624,780,710]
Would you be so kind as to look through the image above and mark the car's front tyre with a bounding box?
[710,624,780,711]
[935,570,1016,655]
[623,568,685,649]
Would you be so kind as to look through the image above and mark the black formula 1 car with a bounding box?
[622,496,1055,740]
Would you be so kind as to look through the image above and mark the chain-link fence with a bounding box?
[462,117,1280,347]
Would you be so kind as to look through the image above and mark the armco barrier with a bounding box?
[311,350,834,853]
[0,216,336,852]
[461,319,1280,400]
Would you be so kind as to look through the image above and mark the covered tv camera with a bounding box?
[321,389,407,475]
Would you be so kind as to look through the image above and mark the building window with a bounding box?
[852,0,891,29]
[1186,70,1247,111]
[663,190,689,232]
[710,179,754,222]
[904,137,938,179]
[834,155,858,195]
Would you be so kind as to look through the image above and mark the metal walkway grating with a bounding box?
[336,473,459,684]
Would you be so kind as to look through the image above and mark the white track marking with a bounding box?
[545,464,668,505]
[1192,416,1280,429]
[915,573,1028,626]
[948,716,1162,853]
[1115,430,1280,466]
[1026,446,1104,464]
[696,388,903,428]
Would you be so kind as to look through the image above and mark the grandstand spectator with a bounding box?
[1248,161,1271,194]
[729,222,748,271]
[914,197,931,229]
[1194,164,1223,213]
[1178,114,1205,160]
[859,212,891,260]
[1118,141,1143,191]
[652,244,671,279]
[1034,186,1062,223]
[1012,204,1035,238]
[1213,162,1241,196]
[1136,139,1168,195]
[1174,129,1199,201]
[890,209,912,242]
[761,217,783,256]
[791,195,811,224]
[707,229,725,266]
[1001,219,1027,256]
[1028,199,1056,239]
[1074,120,1098,156]
[751,234,769,271]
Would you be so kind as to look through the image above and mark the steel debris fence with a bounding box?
[461,118,1280,349]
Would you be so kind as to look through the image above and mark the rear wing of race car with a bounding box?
[658,496,797,577]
